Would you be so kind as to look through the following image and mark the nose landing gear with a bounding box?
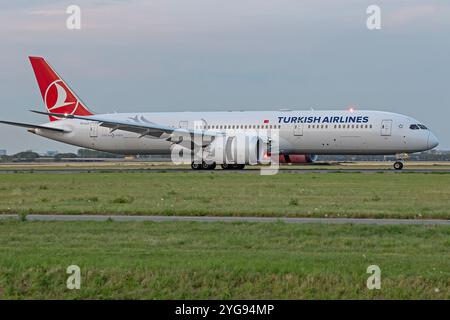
[393,161,404,170]
[393,153,408,170]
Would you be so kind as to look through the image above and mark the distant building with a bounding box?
[0,150,6,156]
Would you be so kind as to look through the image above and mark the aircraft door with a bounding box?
[381,120,392,136]
[89,122,98,138]
[293,123,303,136]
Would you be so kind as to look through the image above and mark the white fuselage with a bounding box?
[31,110,438,156]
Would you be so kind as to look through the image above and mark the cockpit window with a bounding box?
[410,124,428,130]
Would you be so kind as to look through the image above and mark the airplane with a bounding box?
[0,56,439,170]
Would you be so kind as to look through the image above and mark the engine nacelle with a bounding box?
[204,134,270,165]
[279,154,317,164]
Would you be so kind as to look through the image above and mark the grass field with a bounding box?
[0,220,448,299]
[0,172,449,219]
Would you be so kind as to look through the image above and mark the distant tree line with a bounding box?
[76,149,123,158]
[0,149,124,162]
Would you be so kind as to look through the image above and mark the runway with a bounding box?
[0,168,450,174]
[1,214,449,225]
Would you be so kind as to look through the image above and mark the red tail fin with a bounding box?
[29,56,94,121]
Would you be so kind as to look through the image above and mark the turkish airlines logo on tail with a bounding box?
[44,80,79,116]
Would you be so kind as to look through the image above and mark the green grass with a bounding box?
[0,172,449,218]
[0,220,448,299]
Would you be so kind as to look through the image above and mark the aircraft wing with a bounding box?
[30,110,221,141]
[0,120,69,133]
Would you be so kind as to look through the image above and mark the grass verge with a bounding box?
[0,172,449,218]
[0,220,448,299]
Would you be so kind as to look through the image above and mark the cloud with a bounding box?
[28,9,65,16]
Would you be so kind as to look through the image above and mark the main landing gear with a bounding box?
[191,161,216,170]
[190,162,246,170]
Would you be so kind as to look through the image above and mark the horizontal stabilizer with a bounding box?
[0,120,68,133]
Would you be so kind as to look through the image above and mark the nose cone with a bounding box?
[428,132,439,149]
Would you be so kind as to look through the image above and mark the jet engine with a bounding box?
[203,134,271,165]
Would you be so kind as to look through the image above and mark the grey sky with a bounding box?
[1,0,449,153]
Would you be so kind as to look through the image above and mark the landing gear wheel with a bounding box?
[393,161,404,170]
[191,162,202,170]
[221,164,230,170]
[202,162,216,170]
[208,162,216,170]
[201,161,210,170]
